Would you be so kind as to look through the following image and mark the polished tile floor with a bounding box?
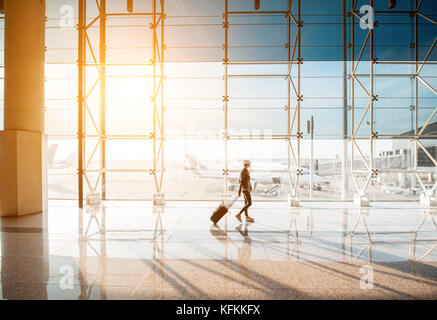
[1,200,437,300]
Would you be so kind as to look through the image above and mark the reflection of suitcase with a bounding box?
[210,196,239,225]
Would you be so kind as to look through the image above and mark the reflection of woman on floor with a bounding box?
[236,224,252,272]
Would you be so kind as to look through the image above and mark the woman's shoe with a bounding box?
[235,214,242,223]
[246,216,255,223]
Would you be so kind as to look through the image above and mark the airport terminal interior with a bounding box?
[0,0,437,299]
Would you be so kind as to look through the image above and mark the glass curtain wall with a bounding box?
[44,0,437,202]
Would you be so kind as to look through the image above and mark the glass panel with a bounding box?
[41,0,437,202]
[227,139,289,201]
[165,139,224,200]
[105,172,155,200]
[47,138,77,199]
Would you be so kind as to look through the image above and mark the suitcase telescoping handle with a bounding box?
[225,195,240,209]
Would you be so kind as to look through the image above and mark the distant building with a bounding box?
[380,122,437,168]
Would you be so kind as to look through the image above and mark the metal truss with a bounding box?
[410,208,437,263]
[78,205,166,299]
[286,209,302,259]
[78,205,108,300]
[222,0,302,203]
[349,208,437,266]
[78,0,166,208]
[72,0,436,205]
[349,0,437,204]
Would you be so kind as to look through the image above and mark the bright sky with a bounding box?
[0,0,436,162]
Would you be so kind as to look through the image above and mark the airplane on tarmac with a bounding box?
[184,147,325,196]
[381,184,408,195]
[47,144,77,169]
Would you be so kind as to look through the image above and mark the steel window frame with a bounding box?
[78,0,165,207]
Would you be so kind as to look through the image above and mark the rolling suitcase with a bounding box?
[210,195,239,225]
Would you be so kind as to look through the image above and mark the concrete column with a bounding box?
[0,0,46,216]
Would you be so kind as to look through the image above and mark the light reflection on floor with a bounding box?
[0,200,437,300]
